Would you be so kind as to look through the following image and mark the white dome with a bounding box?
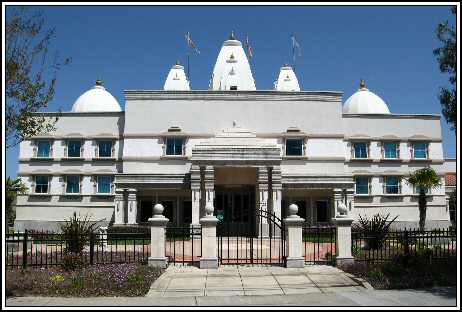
[210,31,256,91]
[343,80,390,114]
[274,64,300,91]
[164,62,190,91]
[71,80,122,112]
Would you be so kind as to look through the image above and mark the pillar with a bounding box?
[191,164,201,226]
[258,166,269,236]
[148,203,169,268]
[114,189,125,225]
[331,217,354,267]
[284,203,305,268]
[199,203,219,269]
[271,165,282,221]
[127,188,138,225]
[204,165,215,211]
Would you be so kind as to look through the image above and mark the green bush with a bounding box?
[61,252,87,271]
[61,212,98,254]
[353,213,398,250]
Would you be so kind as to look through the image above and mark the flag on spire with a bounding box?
[290,33,302,69]
[245,34,253,59]
[185,31,200,55]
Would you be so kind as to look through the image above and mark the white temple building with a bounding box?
[14,32,452,231]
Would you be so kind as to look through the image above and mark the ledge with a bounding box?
[29,193,52,197]
[61,193,83,197]
[354,194,374,197]
[160,155,189,160]
[282,156,308,160]
[61,157,85,161]
[92,193,115,197]
[381,194,405,197]
[349,158,373,162]
[92,157,117,161]
[29,157,54,161]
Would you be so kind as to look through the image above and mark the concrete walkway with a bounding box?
[147,265,368,298]
[6,288,457,307]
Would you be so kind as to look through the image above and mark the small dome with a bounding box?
[164,61,190,91]
[274,64,300,91]
[71,80,121,112]
[343,80,390,114]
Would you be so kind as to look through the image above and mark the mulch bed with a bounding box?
[6,263,164,297]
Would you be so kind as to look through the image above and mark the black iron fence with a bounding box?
[302,223,337,265]
[165,225,202,265]
[5,230,151,268]
[351,228,457,263]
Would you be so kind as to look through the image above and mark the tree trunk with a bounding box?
[418,189,427,232]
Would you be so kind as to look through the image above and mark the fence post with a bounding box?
[199,203,219,269]
[148,203,169,268]
[89,232,95,265]
[331,201,354,268]
[22,230,28,269]
[404,229,410,255]
[284,204,305,268]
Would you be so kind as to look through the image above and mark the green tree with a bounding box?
[433,6,457,131]
[5,177,28,228]
[406,167,442,231]
[6,7,71,148]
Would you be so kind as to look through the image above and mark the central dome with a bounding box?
[343,80,390,114]
[71,80,122,112]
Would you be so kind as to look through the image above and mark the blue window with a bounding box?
[37,141,51,158]
[66,175,80,193]
[286,139,304,156]
[166,137,184,156]
[413,143,428,159]
[67,140,81,157]
[98,141,113,157]
[355,176,370,194]
[415,186,429,194]
[383,142,398,159]
[97,176,112,193]
[35,176,49,193]
[353,142,368,158]
[385,176,400,194]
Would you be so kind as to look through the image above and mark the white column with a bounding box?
[114,189,125,225]
[284,203,305,268]
[258,166,269,237]
[204,165,215,212]
[332,217,354,267]
[148,203,169,268]
[191,164,201,225]
[127,188,138,225]
[199,203,219,269]
[271,165,282,221]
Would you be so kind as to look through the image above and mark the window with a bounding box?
[383,142,399,159]
[182,201,192,224]
[355,176,370,194]
[316,200,328,223]
[230,86,237,90]
[34,176,49,193]
[413,142,428,159]
[36,141,51,158]
[98,141,113,158]
[384,176,400,194]
[165,137,184,156]
[285,138,304,156]
[415,186,429,194]
[66,175,80,193]
[353,142,368,158]
[97,176,112,193]
[67,140,82,157]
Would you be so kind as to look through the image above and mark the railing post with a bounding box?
[284,204,305,268]
[89,232,95,265]
[22,230,28,269]
[148,203,169,268]
[199,203,219,269]
[331,201,354,268]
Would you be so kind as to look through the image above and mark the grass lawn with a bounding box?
[6,263,164,297]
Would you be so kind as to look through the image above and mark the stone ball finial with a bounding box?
[288,203,299,217]
[205,202,214,217]
[153,203,164,217]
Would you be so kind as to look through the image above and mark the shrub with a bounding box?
[61,212,99,254]
[61,252,87,271]
[352,213,398,250]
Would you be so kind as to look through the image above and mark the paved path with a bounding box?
[6,288,457,307]
[147,265,367,297]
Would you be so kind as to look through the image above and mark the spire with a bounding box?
[229,30,236,40]
[360,79,366,89]
[274,64,300,91]
[95,79,103,86]
[164,62,190,90]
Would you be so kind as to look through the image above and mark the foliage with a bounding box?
[6,7,71,148]
[448,189,456,226]
[405,167,442,231]
[352,213,398,250]
[61,252,87,271]
[6,264,164,297]
[433,6,457,131]
[60,212,98,254]
[5,177,28,227]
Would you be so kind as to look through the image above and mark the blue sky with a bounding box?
[5,5,457,178]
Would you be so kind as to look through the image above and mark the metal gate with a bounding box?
[217,209,286,266]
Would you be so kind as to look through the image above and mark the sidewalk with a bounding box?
[6,287,457,307]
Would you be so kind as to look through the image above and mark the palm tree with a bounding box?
[6,176,27,229]
[406,167,442,231]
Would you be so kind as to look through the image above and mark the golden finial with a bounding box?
[95,79,103,86]
[360,79,366,89]
[229,30,236,40]
[283,63,289,67]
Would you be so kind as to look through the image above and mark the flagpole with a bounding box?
[187,51,190,82]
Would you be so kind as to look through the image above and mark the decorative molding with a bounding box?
[343,113,440,119]
[114,173,190,188]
